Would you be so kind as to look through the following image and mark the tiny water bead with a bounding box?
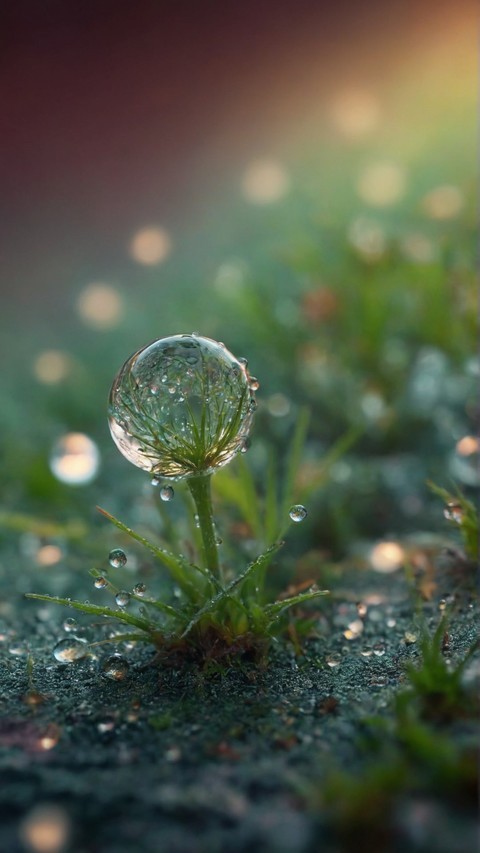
[115,591,131,608]
[63,617,77,633]
[133,582,147,596]
[101,654,130,681]
[94,576,108,589]
[109,549,127,568]
[53,638,88,664]
[443,502,464,523]
[289,505,308,523]
[108,334,256,479]
[159,485,174,502]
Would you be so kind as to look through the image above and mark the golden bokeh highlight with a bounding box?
[330,88,381,138]
[422,185,464,219]
[348,217,386,260]
[49,433,100,486]
[456,435,478,456]
[19,805,70,853]
[241,159,290,204]
[76,283,123,329]
[370,541,405,573]
[356,162,406,207]
[36,545,63,566]
[129,226,172,265]
[33,351,72,384]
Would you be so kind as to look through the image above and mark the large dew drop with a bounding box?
[108,334,256,479]
[53,638,88,664]
[109,549,127,568]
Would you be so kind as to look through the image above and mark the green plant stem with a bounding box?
[187,474,222,583]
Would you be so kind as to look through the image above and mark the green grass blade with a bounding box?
[25,593,157,634]
[281,407,310,521]
[265,588,329,623]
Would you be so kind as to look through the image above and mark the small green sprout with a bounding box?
[28,334,328,665]
[428,480,479,562]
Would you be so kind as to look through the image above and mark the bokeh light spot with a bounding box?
[422,185,464,220]
[370,541,405,573]
[33,351,72,384]
[330,89,381,138]
[19,804,70,853]
[76,283,123,329]
[356,162,406,207]
[129,226,172,265]
[36,545,63,566]
[49,433,100,486]
[241,159,290,204]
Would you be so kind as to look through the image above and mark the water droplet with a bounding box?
[108,335,255,478]
[289,505,307,523]
[326,652,342,667]
[53,638,87,664]
[443,502,464,523]
[404,632,417,645]
[373,642,385,657]
[238,357,248,367]
[109,549,127,568]
[115,591,130,607]
[101,654,130,681]
[133,582,146,596]
[160,485,174,502]
[356,602,367,617]
[151,476,161,486]
[94,576,108,589]
[215,536,223,545]
[248,376,260,391]
[438,599,447,612]
[63,617,77,633]
[240,437,251,454]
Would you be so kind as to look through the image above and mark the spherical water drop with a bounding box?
[108,334,256,479]
[326,652,342,668]
[289,505,307,523]
[160,485,174,502]
[63,617,77,633]
[53,638,87,664]
[94,576,108,589]
[101,654,130,681]
[248,376,260,391]
[443,502,463,523]
[109,549,127,568]
[151,476,161,486]
[115,591,130,608]
[133,582,147,596]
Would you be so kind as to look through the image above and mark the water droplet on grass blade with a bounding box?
[115,591,130,608]
[133,583,146,596]
[289,505,307,523]
[160,485,174,502]
[101,654,130,681]
[94,576,108,589]
[53,638,87,663]
[443,502,463,523]
[63,617,77,632]
[109,549,127,568]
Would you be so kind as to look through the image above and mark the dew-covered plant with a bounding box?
[28,334,328,666]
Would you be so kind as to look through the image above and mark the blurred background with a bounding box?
[0,0,477,585]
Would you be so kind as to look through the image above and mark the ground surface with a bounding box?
[0,552,477,853]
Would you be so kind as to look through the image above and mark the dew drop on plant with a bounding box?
[326,652,342,667]
[248,376,260,391]
[438,598,447,612]
[160,485,174,502]
[289,505,308,523]
[133,582,146,596]
[94,576,108,589]
[151,476,161,486]
[53,638,87,664]
[443,501,463,523]
[63,617,77,633]
[109,549,127,568]
[108,334,256,478]
[115,591,130,607]
[101,654,130,681]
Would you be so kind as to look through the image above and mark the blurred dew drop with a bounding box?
[289,505,307,523]
[422,185,464,220]
[267,393,291,417]
[159,485,174,502]
[241,158,290,204]
[356,161,406,207]
[370,541,404,573]
[76,283,123,329]
[36,545,63,566]
[330,88,381,138]
[49,433,100,486]
[33,350,72,384]
[129,226,172,265]
[19,804,70,853]
[115,591,130,608]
